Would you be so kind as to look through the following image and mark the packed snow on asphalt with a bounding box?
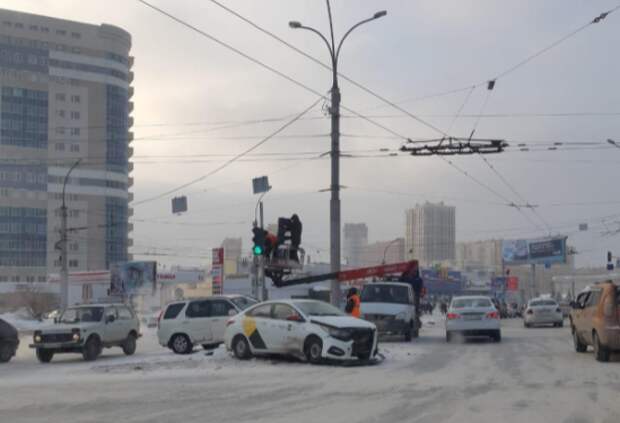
[1,315,619,423]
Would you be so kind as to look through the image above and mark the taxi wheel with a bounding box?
[304,336,323,364]
[232,335,252,360]
[122,333,137,356]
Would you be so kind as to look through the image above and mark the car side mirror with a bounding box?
[106,315,116,323]
[53,317,58,324]
[228,309,237,317]
[286,314,302,322]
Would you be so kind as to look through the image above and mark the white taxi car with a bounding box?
[224,299,378,363]
[445,296,501,342]
[523,297,563,328]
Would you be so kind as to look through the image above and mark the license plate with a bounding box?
[464,315,482,321]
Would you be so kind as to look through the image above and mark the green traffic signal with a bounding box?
[253,245,263,256]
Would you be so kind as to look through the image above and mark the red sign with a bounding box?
[212,248,224,295]
[506,276,519,291]
[337,261,417,282]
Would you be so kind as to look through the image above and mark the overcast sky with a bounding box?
[6,0,620,268]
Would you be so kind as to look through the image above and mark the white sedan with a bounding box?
[445,296,501,342]
[523,298,564,327]
[224,299,378,363]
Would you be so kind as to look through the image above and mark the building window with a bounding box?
[70,127,80,136]
[57,109,65,118]
[3,21,12,27]
[70,144,79,153]
[55,127,65,135]
[55,143,65,151]
[56,29,66,36]
[29,25,38,31]
[70,95,80,104]
[41,27,49,33]
[69,259,78,267]
[15,23,23,29]
[70,242,79,251]
[26,276,35,282]
[71,32,81,39]
[70,111,80,120]
[38,276,46,282]
[55,93,66,101]
[11,276,20,282]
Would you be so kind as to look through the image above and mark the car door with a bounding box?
[103,306,123,343]
[184,300,213,343]
[271,303,305,353]
[116,306,135,340]
[582,290,601,344]
[244,303,273,351]
[208,300,237,342]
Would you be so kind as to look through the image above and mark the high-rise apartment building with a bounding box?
[405,202,455,266]
[343,223,368,267]
[0,9,133,285]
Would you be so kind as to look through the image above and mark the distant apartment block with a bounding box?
[405,202,455,266]
[343,223,368,267]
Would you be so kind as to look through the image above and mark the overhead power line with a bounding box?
[132,97,322,206]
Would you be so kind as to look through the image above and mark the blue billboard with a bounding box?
[502,236,567,265]
[421,269,464,295]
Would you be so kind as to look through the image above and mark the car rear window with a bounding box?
[452,298,492,308]
[163,303,185,319]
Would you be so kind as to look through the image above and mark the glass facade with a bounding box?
[105,196,128,268]
[0,42,49,73]
[1,86,48,148]
[106,84,129,173]
[0,207,47,267]
[0,164,47,190]
[48,58,127,81]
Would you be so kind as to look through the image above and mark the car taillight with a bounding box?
[157,310,164,329]
[226,319,235,327]
[447,313,460,320]
[486,311,499,319]
[526,309,533,315]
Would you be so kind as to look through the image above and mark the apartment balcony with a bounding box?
[127,131,134,143]
[128,207,134,217]
[128,162,134,173]
[128,86,134,99]
[128,192,134,202]
[127,238,134,247]
[128,146,134,158]
[128,176,134,188]
[128,116,134,128]
[128,223,134,233]
[129,56,134,68]
[128,71,134,83]
[128,101,134,113]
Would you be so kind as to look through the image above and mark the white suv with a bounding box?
[157,295,257,354]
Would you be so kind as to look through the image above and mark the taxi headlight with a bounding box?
[318,324,352,341]
[71,329,80,341]
[34,334,42,343]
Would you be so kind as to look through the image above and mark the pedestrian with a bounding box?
[345,287,361,318]
[440,301,448,315]
[289,214,302,262]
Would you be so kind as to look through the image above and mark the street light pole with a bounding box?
[60,159,81,309]
[289,2,386,306]
[382,238,401,265]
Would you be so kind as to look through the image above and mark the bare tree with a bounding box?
[16,285,59,320]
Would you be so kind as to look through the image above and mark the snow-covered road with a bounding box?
[1,318,619,423]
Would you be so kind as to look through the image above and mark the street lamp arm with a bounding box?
[62,159,81,207]
[335,12,386,62]
[294,24,335,63]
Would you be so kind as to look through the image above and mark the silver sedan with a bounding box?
[523,298,563,327]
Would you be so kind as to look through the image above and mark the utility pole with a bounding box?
[289,2,386,306]
[59,159,81,309]
[258,201,267,301]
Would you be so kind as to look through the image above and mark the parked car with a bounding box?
[445,296,501,342]
[29,304,140,362]
[569,281,620,362]
[157,295,258,354]
[360,282,418,341]
[524,298,564,328]
[225,299,378,363]
[0,318,19,363]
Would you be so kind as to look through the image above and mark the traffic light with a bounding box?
[608,251,613,262]
[252,227,266,256]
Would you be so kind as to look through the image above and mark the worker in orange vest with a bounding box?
[345,287,361,318]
